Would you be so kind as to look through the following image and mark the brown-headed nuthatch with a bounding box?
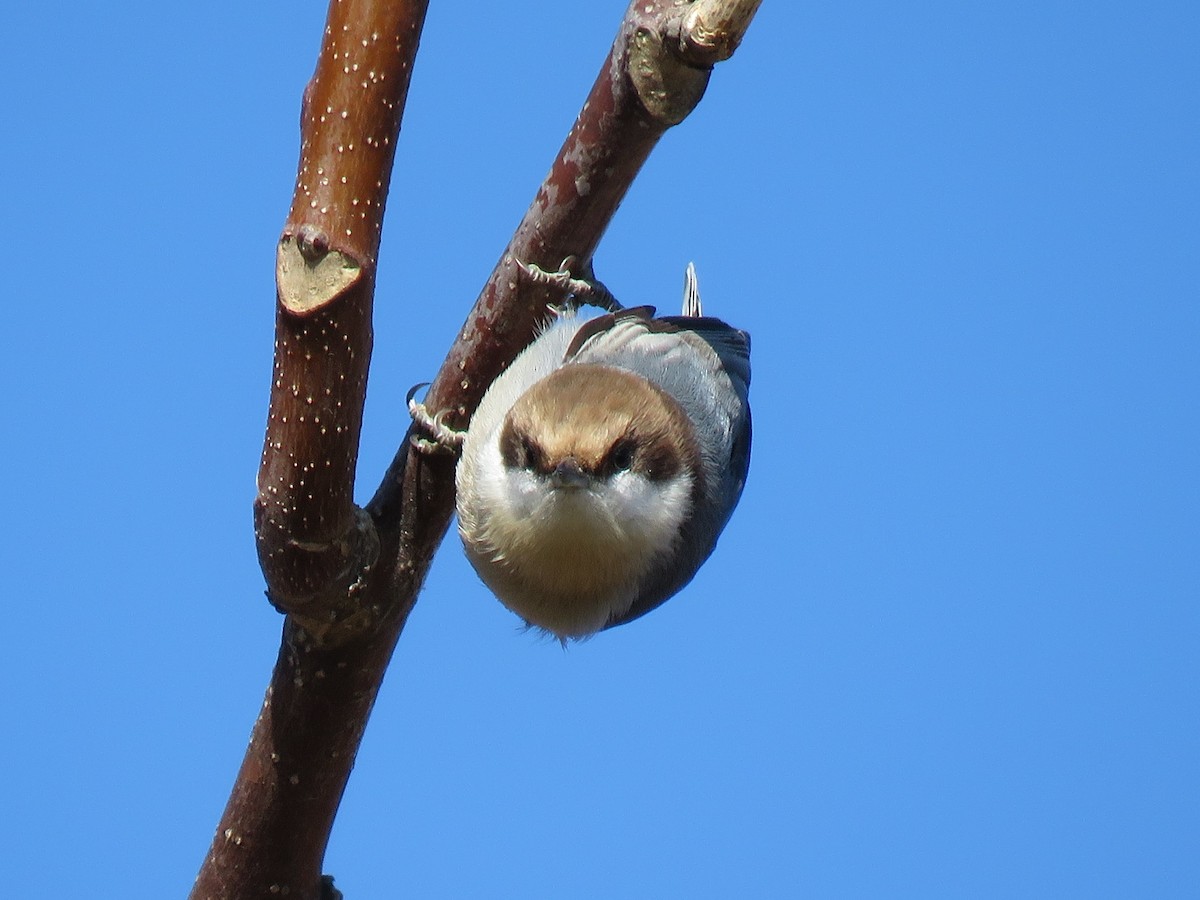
[452,263,751,639]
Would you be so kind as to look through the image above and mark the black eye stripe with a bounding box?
[499,420,544,471]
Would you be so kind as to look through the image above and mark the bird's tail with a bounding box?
[681,261,702,317]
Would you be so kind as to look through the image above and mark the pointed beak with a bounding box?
[549,458,590,490]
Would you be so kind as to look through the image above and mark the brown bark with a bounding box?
[192,2,761,897]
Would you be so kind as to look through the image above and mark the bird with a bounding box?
[453,262,751,640]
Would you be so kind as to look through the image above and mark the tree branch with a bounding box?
[667,0,762,67]
[254,0,430,641]
[193,1,761,897]
[194,2,429,898]
[372,0,762,516]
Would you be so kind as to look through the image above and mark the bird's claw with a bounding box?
[516,255,622,312]
[407,383,465,455]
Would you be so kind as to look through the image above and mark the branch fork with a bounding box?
[194,1,761,897]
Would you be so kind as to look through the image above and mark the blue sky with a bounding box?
[4,2,1197,897]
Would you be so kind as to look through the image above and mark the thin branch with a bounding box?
[372,0,764,517]
[193,1,762,897]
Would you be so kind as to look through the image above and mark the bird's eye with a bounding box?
[609,439,636,472]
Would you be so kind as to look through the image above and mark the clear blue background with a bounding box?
[4,2,1197,897]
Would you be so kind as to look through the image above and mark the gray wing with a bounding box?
[565,307,752,629]
[565,308,750,411]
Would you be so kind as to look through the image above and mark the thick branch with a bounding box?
[190,621,400,900]
[193,2,428,898]
[254,0,429,639]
